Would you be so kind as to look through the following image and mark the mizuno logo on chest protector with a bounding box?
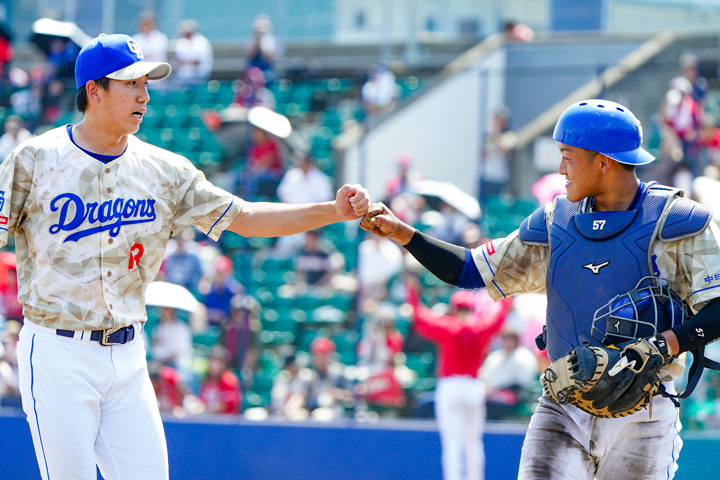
[582,261,610,274]
[49,193,156,243]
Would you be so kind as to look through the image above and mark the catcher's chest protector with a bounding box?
[545,187,671,361]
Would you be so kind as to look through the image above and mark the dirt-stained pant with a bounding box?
[518,394,682,480]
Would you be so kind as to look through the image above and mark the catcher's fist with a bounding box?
[359,202,413,242]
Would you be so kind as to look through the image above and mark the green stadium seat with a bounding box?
[309,305,346,325]
[333,329,359,353]
[258,348,280,374]
[193,326,222,348]
[405,352,435,378]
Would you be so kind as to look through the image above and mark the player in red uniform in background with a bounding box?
[407,279,511,480]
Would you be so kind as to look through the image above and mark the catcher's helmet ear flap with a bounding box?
[592,276,688,346]
[553,99,655,166]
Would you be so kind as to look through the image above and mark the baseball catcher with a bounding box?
[542,277,684,418]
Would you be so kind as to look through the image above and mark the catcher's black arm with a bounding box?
[669,296,720,354]
[403,230,485,288]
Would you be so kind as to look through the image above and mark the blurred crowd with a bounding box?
[0,11,717,433]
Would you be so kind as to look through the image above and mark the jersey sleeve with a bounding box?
[656,220,720,311]
[171,166,243,241]
[0,150,33,247]
[470,231,549,301]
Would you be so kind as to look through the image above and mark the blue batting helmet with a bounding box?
[552,99,654,165]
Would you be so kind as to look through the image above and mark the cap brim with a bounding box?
[606,147,655,166]
[106,62,172,82]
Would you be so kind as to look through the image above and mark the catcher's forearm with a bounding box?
[666,296,720,354]
[403,231,466,285]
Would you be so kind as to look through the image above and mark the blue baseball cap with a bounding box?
[75,33,172,90]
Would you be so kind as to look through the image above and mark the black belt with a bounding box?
[56,324,136,346]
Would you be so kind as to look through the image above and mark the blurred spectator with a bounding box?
[0,115,32,160]
[133,11,169,64]
[357,235,404,303]
[240,126,284,199]
[274,151,334,254]
[0,320,20,407]
[480,106,514,205]
[200,255,245,327]
[678,53,708,105]
[42,77,69,127]
[427,201,471,245]
[198,346,242,414]
[150,307,194,377]
[699,114,720,168]
[244,15,280,84]
[357,303,404,373]
[294,229,345,290]
[47,38,79,88]
[277,151,334,205]
[480,330,539,420]
[233,66,276,109]
[223,294,260,374]
[0,20,13,91]
[408,280,509,480]
[10,77,43,133]
[354,303,407,411]
[384,150,423,203]
[304,337,354,420]
[361,63,397,117]
[661,76,703,177]
[271,353,309,420]
[148,361,193,416]
[171,19,213,87]
[0,266,21,322]
[460,223,485,249]
[162,230,204,294]
[502,20,534,42]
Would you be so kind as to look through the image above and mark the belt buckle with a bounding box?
[100,328,123,346]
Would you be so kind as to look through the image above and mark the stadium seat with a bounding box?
[405,352,435,378]
[193,326,222,348]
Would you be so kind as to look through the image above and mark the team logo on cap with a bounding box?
[126,39,144,60]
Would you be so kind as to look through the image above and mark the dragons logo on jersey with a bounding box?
[49,193,156,242]
[0,190,5,211]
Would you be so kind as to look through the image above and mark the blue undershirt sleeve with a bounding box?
[456,249,485,289]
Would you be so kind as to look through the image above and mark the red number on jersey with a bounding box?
[129,243,144,269]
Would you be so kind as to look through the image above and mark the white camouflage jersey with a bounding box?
[0,126,242,331]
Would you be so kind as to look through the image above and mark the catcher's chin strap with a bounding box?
[659,345,720,406]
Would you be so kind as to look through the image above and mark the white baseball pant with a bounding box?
[435,375,486,480]
[17,320,168,480]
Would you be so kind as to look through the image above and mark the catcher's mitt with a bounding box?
[541,337,670,418]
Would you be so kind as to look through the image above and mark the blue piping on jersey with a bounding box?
[481,246,507,298]
[30,334,51,479]
[0,226,7,232]
[208,198,234,237]
[691,284,720,296]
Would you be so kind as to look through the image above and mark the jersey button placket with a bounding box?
[100,164,118,317]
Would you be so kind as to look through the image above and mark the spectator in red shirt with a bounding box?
[148,362,190,417]
[240,126,284,199]
[198,346,242,414]
[408,279,510,480]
